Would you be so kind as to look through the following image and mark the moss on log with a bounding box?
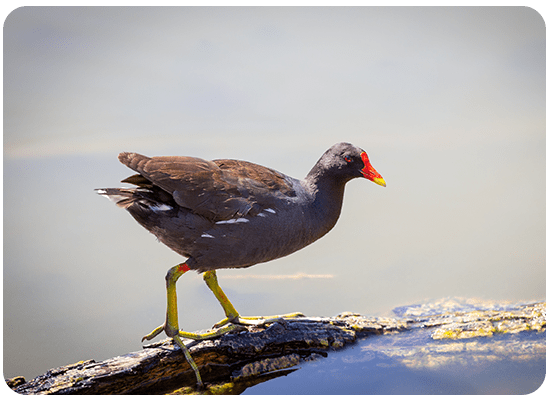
[8,302,545,395]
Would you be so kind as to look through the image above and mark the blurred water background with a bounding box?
[3,6,545,386]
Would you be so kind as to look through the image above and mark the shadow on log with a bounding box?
[7,301,545,395]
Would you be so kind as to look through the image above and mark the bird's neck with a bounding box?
[303,169,348,239]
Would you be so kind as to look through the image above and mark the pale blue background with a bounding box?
[3,7,545,381]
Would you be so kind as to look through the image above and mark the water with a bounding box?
[3,7,545,384]
[242,329,545,395]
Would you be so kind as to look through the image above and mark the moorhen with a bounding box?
[96,142,385,387]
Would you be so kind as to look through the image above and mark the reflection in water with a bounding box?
[173,300,544,395]
[169,369,298,395]
[242,307,545,395]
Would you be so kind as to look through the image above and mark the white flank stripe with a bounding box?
[265,208,276,214]
[201,233,215,238]
[215,217,249,224]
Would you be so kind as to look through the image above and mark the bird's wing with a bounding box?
[118,152,296,221]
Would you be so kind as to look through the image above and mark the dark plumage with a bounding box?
[97,142,385,272]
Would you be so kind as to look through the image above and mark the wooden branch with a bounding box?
[8,302,545,395]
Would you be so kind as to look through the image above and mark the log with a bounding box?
[8,302,545,395]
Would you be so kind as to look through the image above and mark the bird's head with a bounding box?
[316,142,386,187]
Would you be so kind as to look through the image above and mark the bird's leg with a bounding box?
[202,270,240,322]
[203,270,305,329]
[140,263,203,387]
[141,263,243,389]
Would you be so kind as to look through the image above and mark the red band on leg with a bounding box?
[177,263,191,273]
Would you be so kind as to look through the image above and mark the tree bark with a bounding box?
[8,302,545,395]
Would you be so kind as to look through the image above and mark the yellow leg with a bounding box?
[202,270,305,329]
[141,263,243,388]
[203,270,240,321]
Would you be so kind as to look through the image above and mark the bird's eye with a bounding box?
[344,155,353,163]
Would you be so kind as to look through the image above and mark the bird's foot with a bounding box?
[212,311,305,330]
[141,322,247,390]
[141,322,247,343]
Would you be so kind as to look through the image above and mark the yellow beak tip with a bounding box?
[373,177,386,187]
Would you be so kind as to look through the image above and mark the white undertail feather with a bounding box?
[96,189,132,209]
[149,204,173,211]
[96,188,170,211]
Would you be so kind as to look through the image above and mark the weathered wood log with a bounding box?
[8,302,545,395]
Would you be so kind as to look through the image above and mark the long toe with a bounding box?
[142,325,165,342]
[212,312,305,329]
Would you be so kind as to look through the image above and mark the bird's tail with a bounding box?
[95,188,175,215]
[95,188,138,209]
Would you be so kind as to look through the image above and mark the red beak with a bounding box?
[360,152,386,187]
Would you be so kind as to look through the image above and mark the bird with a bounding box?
[96,142,385,387]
